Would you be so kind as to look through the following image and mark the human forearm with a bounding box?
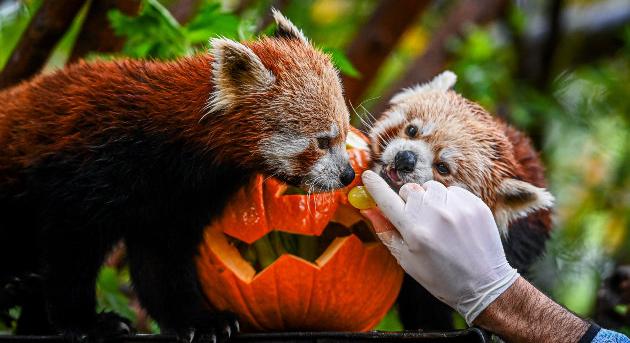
[474,276,589,343]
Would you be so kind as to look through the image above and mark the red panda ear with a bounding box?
[494,178,554,235]
[271,8,308,43]
[209,38,275,112]
[390,71,457,105]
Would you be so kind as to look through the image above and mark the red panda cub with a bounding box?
[369,71,553,330]
[0,10,354,342]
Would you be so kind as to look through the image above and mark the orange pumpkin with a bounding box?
[196,128,403,332]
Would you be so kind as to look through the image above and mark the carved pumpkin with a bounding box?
[196,129,403,332]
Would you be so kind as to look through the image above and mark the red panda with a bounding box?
[0,10,354,341]
[368,71,553,330]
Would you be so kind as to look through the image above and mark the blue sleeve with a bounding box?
[591,329,630,343]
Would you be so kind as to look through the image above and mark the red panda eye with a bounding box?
[435,162,450,175]
[317,137,331,150]
[405,125,418,138]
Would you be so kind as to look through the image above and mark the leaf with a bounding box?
[614,304,628,315]
[322,47,361,78]
[184,2,241,44]
[373,309,403,331]
[96,267,136,322]
[108,0,188,59]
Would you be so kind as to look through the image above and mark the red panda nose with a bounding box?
[339,164,355,186]
[395,150,417,173]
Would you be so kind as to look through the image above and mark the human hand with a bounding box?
[361,170,519,325]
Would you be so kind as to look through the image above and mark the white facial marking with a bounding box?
[330,122,339,137]
[370,110,405,143]
[259,133,309,174]
[307,143,348,190]
[421,121,436,136]
[439,147,460,173]
[318,123,339,140]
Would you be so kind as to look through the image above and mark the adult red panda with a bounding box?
[368,71,553,330]
[0,10,354,342]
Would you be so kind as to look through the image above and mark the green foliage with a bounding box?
[322,47,360,78]
[106,0,358,78]
[108,0,242,59]
[449,27,515,113]
[96,267,136,322]
[374,308,403,331]
[185,3,240,43]
[0,0,42,69]
[96,265,159,333]
[0,306,20,333]
[109,0,188,59]
[614,304,628,316]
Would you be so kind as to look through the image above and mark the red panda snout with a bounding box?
[304,143,354,191]
[375,137,434,190]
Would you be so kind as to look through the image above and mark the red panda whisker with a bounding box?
[356,95,382,114]
[348,102,372,130]
[349,100,378,133]
[359,104,379,127]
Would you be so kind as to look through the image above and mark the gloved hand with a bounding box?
[360,170,519,325]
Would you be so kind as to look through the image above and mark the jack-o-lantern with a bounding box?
[196,128,403,332]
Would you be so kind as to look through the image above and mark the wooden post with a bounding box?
[342,0,430,106]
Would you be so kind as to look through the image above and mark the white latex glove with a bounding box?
[361,170,519,325]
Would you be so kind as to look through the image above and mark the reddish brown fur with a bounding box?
[502,124,552,229]
[0,12,353,337]
[1,56,212,175]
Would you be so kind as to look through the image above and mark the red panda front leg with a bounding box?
[125,233,238,343]
[44,230,131,341]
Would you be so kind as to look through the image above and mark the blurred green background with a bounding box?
[1,0,629,334]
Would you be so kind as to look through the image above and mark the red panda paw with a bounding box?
[176,312,240,343]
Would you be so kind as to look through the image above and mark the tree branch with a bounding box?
[0,0,87,89]
[168,0,203,25]
[69,0,141,63]
[538,0,563,88]
[370,0,508,118]
[342,0,430,106]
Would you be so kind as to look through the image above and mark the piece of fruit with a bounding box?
[348,186,376,210]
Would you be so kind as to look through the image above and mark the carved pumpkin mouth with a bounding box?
[226,185,377,273]
[203,187,379,282]
[228,218,377,273]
